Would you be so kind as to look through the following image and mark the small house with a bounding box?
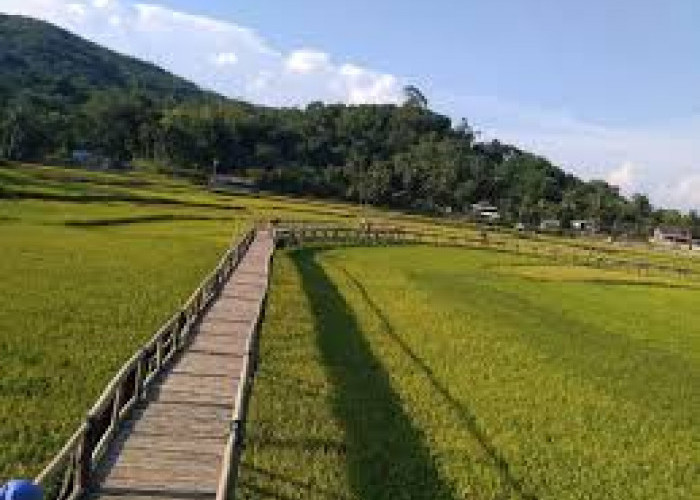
[652,226,692,247]
[72,149,92,164]
[471,201,500,222]
[71,149,107,169]
[71,150,128,170]
[571,219,597,233]
[208,174,257,193]
[539,219,561,231]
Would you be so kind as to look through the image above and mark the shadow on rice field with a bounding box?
[336,264,538,500]
[240,244,699,499]
[291,248,457,499]
[63,214,236,227]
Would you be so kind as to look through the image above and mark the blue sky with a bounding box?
[2,0,699,209]
[165,0,700,125]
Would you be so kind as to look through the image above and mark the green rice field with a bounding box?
[239,245,699,499]
[1,162,699,498]
[0,163,357,480]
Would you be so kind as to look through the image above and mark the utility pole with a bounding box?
[212,158,219,185]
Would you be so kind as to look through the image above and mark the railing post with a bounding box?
[156,336,163,369]
[176,311,186,346]
[134,352,144,401]
[111,386,122,430]
[171,320,179,353]
[76,418,94,494]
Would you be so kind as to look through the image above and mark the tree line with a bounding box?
[0,85,697,236]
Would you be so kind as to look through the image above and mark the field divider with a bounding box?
[273,220,698,281]
[34,227,256,500]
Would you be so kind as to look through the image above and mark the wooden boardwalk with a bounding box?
[89,230,274,500]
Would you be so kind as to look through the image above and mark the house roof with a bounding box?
[210,175,256,186]
[656,226,691,236]
[472,201,497,209]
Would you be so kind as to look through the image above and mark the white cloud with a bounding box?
[606,162,636,194]
[659,175,700,210]
[339,64,400,104]
[285,49,330,74]
[66,3,87,19]
[0,0,403,107]
[432,91,700,211]
[211,52,238,66]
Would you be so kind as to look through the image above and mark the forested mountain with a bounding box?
[0,15,200,103]
[0,14,695,232]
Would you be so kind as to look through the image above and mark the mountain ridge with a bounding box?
[0,14,202,103]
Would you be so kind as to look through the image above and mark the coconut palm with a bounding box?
[402,85,428,109]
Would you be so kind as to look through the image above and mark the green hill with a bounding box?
[0,14,200,104]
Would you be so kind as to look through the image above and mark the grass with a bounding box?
[0,213,243,480]
[2,161,699,495]
[0,162,361,480]
[239,245,699,499]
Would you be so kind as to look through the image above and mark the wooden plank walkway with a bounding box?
[89,230,274,500]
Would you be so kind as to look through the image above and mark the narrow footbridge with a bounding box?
[35,229,274,500]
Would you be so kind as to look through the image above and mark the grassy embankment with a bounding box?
[239,245,699,499]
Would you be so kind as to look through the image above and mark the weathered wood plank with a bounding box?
[147,387,236,406]
[94,494,214,500]
[90,231,274,500]
[171,353,244,376]
[95,495,213,500]
[121,414,229,438]
[157,379,238,398]
[207,298,261,316]
[189,336,249,354]
[110,432,226,455]
[128,402,229,423]
[101,469,220,492]
[112,449,223,469]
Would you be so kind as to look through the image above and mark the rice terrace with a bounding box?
[1,7,700,500]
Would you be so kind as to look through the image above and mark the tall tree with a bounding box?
[402,85,428,109]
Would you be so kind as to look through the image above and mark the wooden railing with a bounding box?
[275,222,697,280]
[34,229,256,500]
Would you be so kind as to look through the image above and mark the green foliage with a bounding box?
[241,246,699,499]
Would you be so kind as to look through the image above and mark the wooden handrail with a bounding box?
[217,232,273,500]
[34,228,256,499]
[275,222,698,279]
[34,423,87,487]
[88,349,143,418]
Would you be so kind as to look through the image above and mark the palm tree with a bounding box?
[402,85,428,109]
